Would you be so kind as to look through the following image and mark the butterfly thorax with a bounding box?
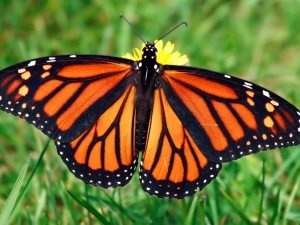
[139,42,158,86]
[135,42,160,151]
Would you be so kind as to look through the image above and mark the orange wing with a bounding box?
[0,55,134,142]
[160,66,300,162]
[140,89,222,198]
[56,85,137,187]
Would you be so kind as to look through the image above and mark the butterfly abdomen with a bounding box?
[135,122,149,151]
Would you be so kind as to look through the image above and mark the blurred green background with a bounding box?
[0,0,300,224]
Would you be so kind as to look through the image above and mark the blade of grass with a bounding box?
[184,195,199,225]
[14,139,51,209]
[85,184,92,225]
[265,150,300,199]
[208,182,220,225]
[67,190,111,225]
[117,189,125,225]
[34,190,46,224]
[220,188,253,225]
[257,161,266,225]
[96,191,141,222]
[60,183,80,225]
[0,156,31,225]
[282,175,300,225]
[269,188,281,225]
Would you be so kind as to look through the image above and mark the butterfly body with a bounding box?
[0,40,299,198]
[135,42,159,151]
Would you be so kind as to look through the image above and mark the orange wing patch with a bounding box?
[140,89,222,198]
[58,62,131,78]
[165,71,238,99]
[0,74,14,87]
[34,80,63,101]
[151,137,172,181]
[74,126,95,164]
[212,100,244,141]
[88,142,102,170]
[6,79,21,96]
[273,112,286,131]
[44,83,82,117]
[231,103,257,130]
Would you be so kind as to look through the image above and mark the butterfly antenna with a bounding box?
[120,15,146,44]
[155,21,188,44]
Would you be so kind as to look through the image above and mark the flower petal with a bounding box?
[122,40,189,65]
[164,41,174,54]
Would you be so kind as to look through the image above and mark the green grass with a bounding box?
[0,0,300,224]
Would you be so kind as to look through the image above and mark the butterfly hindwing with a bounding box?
[140,89,222,198]
[161,66,300,162]
[0,55,134,142]
[56,85,138,187]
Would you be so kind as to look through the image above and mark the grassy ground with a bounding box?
[0,0,300,224]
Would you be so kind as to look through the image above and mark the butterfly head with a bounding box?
[141,42,157,62]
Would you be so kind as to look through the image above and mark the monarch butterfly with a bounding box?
[0,24,300,199]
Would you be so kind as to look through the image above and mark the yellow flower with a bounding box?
[122,40,189,65]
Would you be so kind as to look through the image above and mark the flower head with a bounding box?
[122,40,189,65]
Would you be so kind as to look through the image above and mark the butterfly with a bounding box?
[0,37,300,199]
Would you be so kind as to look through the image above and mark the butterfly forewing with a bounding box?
[161,66,300,162]
[0,55,134,142]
